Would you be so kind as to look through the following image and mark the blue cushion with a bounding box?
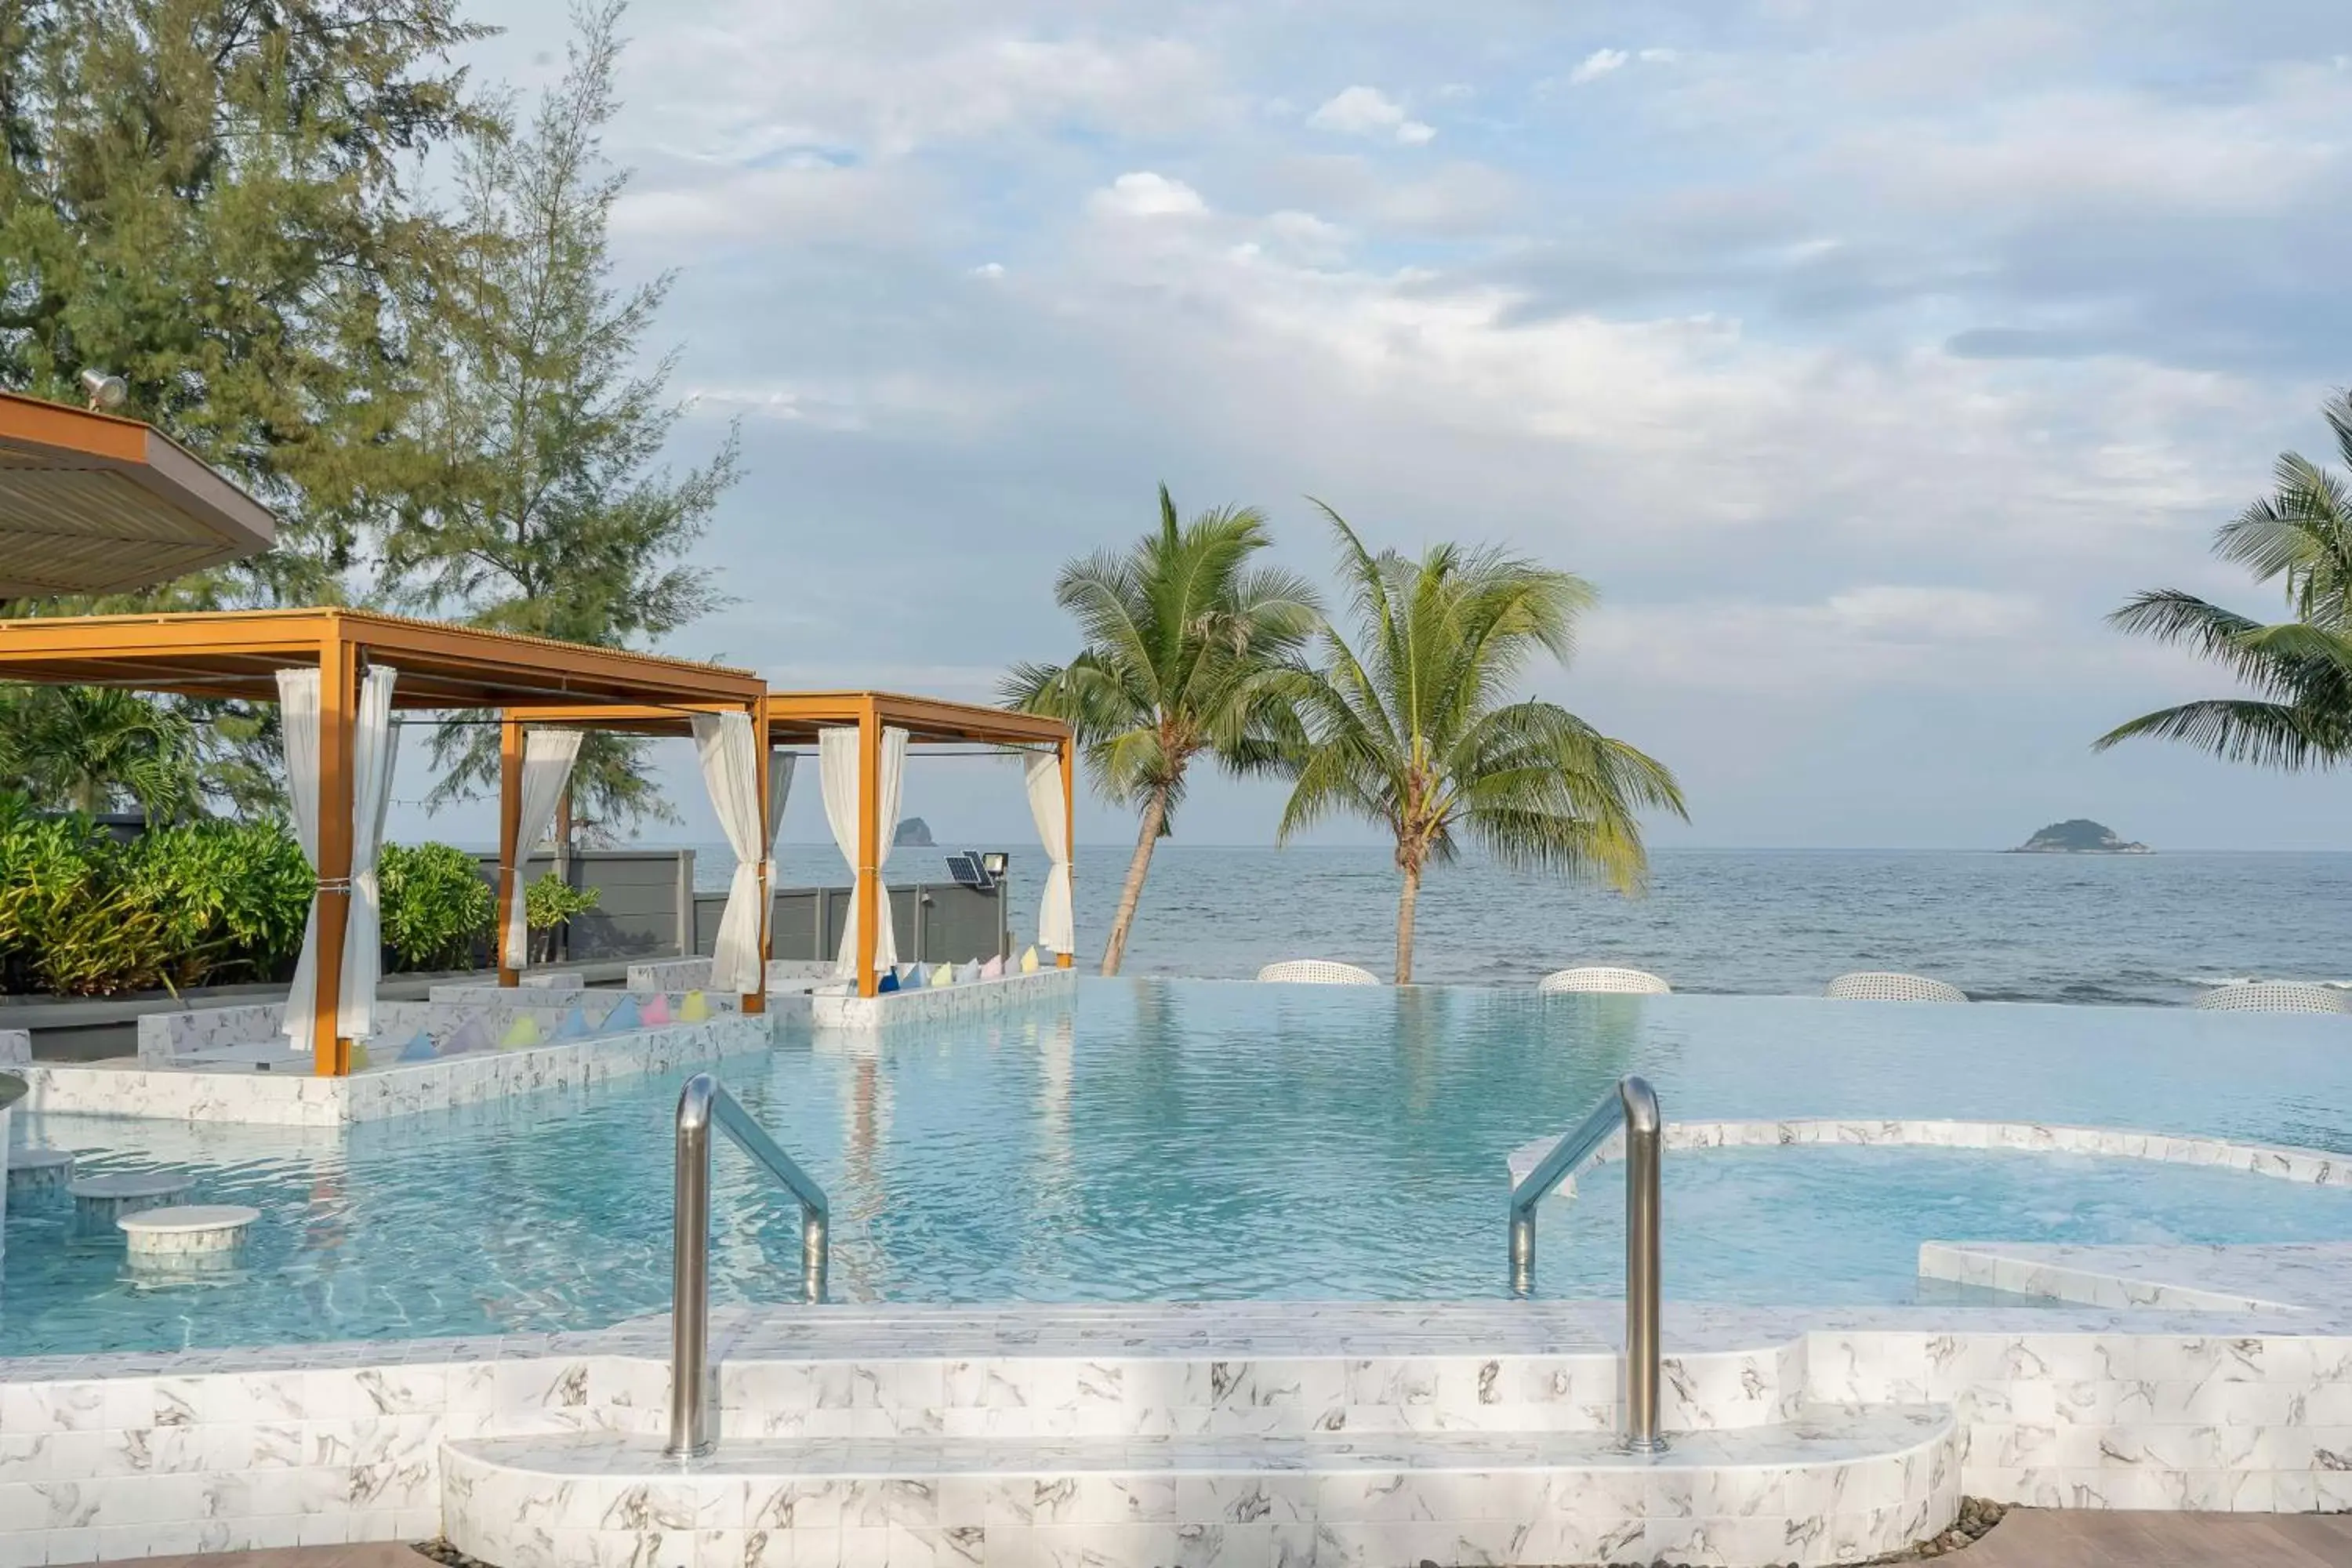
[877,971,900,994]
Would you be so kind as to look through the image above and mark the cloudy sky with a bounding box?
[393,0,2352,852]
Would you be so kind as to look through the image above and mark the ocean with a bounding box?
[710,844,2352,1007]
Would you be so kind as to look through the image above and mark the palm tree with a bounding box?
[2098,392,2352,768]
[0,685,202,821]
[1276,506,1686,983]
[1005,485,1321,975]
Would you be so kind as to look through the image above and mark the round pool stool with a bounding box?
[71,1171,194,1233]
[118,1205,259,1270]
[6,1146,74,1202]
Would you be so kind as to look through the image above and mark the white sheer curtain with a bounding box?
[819,725,907,978]
[692,713,765,993]
[277,665,400,1044]
[339,666,399,1036]
[501,729,583,969]
[278,670,322,1046]
[1024,750,1074,956]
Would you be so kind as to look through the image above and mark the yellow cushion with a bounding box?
[678,990,710,1022]
[930,963,954,988]
[499,1014,543,1050]
[1020,946,1039,974]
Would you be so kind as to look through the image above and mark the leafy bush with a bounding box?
[379,842,495,972]
[524,873,600,964]
[0,801,494,995]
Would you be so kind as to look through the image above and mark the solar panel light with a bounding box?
[80,368,127,411]
[979,851,1010,880]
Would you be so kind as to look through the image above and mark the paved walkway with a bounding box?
[88,1512,2352,1566]
[1959,1509,2352,1566]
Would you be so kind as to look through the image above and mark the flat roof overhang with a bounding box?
[0,393,278,597]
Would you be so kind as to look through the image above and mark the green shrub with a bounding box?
[379,842,495,972]
[118,821,313,982]
[524,873,600,964]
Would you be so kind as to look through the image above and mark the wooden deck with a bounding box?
[86,1512,2352,1566]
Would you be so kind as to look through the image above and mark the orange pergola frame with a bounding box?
[505,691,1076,996]
[0,608,771,1073]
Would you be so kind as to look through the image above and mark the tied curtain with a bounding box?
[502,729,584,970]
[278,664,401,1045]
[691,713,771,995]
[1023,751,1074,955]
[819,724,908,979]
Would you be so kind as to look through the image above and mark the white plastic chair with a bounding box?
[1825,971,1968,1004]
[1256,960,1381,986]
[1537,966,1671,996]
[2190,981,2350,1014]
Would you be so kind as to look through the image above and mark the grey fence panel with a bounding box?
[474,849,695,962]
[691,882,1008,966]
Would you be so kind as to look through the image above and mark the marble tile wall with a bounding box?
[13,1015,775,1127]
[1509,1118,2352,1198]
[0,1031,27,1067]
[810,969,1077,1032]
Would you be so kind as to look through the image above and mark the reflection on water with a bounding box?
[6,978,2352,1354]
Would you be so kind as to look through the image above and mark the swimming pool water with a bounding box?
[7,981,2352,1355]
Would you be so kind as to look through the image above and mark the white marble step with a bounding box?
[445,1403,1958,1568]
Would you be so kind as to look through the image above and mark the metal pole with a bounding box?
[803,1208,829,1305]
[1509,1210,1535,1296]
[669,1074,716,1458]
[1620,1075,1665,1453]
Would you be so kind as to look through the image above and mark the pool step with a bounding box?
[442,1403,1958,1568]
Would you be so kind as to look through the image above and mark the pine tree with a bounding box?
[0,0,485,605]
[380,0,737,843]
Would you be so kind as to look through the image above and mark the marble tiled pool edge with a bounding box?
[6,982,2352,1566]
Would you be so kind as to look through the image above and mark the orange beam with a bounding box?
[495,718,524,985]
[313,631,354,1076]
[855,697,881,998]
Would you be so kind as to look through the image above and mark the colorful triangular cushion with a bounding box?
[601,995,642,1034]
[440,1014,493,1056]
[552,1005,591,1042]
[877,970,900,994]
[1020,946,1039,974]
[930,963,954,987]
[641,993,672,1026]
[396,1028,437,1062]
[979,954,1004,980]
[678,990,710,1022]
[499,1013,543,1050]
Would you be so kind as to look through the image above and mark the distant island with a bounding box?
[2010,818,2150,855]
[893,817,936,848]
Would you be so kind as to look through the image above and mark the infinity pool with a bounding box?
[7,980,2352,1354]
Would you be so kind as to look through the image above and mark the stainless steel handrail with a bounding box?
[668,1072,829,1458]
[1507,1073,1665,1454]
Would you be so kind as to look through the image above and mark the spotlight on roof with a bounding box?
[79,368,127,411]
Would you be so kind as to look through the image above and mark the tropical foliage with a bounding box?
[1276,507,1686,983]
[1005,485,1320,974]
[379,843,498,972]
[0,685,203,819]
[2099,392,2352,768]
[0,806,500,994]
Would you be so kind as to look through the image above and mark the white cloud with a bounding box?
[970,261,1005,278]
[1583,589,2045,696]
[1308,85,1436,145]
[1569,49,1630,85]
[1638,48,1679,64]
[1092,171,1207,219]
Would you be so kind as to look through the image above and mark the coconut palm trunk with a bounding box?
[1100,784,1169,975]
[1395,857,1422,984]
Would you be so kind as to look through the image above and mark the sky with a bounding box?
[387,0,2352,853]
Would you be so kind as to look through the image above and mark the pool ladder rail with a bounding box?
[668,1072,829,1459]
[1508,1073,1665,1454]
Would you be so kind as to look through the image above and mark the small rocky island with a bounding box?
[893,816,936,848]
[2010,818,2150,855]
